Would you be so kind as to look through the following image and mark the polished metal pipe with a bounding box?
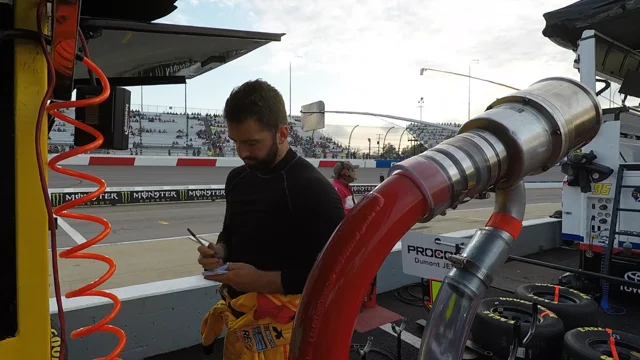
[458,76,602,185]
[389,77,602,360]
[390,77,601,218]
[493,181,527,220]
[289,77,602,360]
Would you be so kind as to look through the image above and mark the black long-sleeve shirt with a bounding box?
[217,148,345,298]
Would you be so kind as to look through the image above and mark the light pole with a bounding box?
[347,124,359,156]
[289,56,303,122]
[184,82,189,141]
[289,61,292,122]
[139,86,143,143]
[468,59,479,121]
[420,67,519,91]
[418,97,424,121]
[420,65,521,122]
[382,126,395,156]
[398,128,408,156]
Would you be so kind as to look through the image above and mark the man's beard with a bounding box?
[243,137,279,171]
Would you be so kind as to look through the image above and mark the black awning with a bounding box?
[542,0,640,51]
[80,0,179,23]
[77,17,285,87]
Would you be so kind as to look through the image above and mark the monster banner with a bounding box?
[49,188,226,207]
[49,185,377,207]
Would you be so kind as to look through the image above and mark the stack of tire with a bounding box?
[471,283,640,359]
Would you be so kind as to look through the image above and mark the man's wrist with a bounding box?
[256,270,284,294]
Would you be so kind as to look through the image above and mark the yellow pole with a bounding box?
[0,0,51,358]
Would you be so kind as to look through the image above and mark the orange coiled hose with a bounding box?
[46,57,126,360]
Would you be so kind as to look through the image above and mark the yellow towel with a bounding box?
[200,286,301,360]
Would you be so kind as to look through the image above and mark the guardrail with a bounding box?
[48,182,562,207]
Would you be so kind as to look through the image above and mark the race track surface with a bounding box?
[48,165,563,248]
[51,188,561,249]
[46,165,565,297]
[48,165,565,188]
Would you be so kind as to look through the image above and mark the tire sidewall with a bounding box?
[472,297,565,359]
[514,283,598,331]
[564,327,640,360]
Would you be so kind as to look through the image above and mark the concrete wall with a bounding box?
[50,217,562,359]
[380,217,564,290]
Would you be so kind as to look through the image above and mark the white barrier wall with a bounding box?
[47,154,378,168]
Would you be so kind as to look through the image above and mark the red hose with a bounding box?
[291,159,451,359]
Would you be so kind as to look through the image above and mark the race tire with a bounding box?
[51,316,68,360]
[514,283,598,331]
[471,297,565,360]
[564,327,640,360]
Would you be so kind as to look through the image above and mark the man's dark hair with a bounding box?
[223,79,288,133]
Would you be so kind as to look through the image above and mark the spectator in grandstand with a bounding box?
[196,79,345,358]
[331,161,359,214]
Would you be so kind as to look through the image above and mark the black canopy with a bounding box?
[81,0,179,23]
[542,0,640,51]
[76,18,284,87]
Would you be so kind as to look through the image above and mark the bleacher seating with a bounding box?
[46,106,461,159]
[47,108,347,158]
[405,123,461,148]
[287,116,346,159]
[47,107,463,159]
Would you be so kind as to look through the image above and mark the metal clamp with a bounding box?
[522,302,538,347]
[451,189,470,210]
[356,336,373,358]
[466,340,495,359]
[434,238,466,250]
[508,321,522,360]
[507,302,538,360]
[448,254,467,269]
[448,254,493,285]
[391,318,407,335]
[435,237,495,284]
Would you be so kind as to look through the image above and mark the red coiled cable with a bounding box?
[34,1,127,358]
[47,57,126,360]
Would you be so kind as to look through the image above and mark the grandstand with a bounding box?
[48,108,235,157]
[47,106,463,158]
[405,122,461,148]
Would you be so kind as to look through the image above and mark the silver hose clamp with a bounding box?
[448,254,493,285]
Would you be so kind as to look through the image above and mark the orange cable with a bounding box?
[606,329,620,360]
[46,56,127,360]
